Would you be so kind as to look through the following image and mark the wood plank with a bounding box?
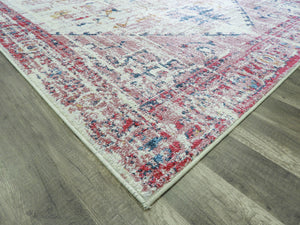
[144,200,190,225]
[0,140,99,225]
[272,78,300,110]
[164,164,284,225]
[231,116,300,178]
[253,96,300,135]
[0,58,100,225]
[202,136,300,225]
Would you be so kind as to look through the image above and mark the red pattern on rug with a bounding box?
[0,0,299,207]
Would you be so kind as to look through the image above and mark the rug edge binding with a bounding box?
[1,45,299,210]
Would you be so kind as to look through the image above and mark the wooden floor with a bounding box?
[0,52,299,225]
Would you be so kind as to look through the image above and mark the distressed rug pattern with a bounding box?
[0,0,299,208]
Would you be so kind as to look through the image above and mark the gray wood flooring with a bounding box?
[0,52,299,225]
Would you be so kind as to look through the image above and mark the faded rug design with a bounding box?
[0,0,299,208]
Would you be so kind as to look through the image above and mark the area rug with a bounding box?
[0,0,299,209]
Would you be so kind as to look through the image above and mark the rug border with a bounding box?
[143,60,300,208]
[1,43,299,210]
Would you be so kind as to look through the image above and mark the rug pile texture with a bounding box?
[0,0,299,208]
